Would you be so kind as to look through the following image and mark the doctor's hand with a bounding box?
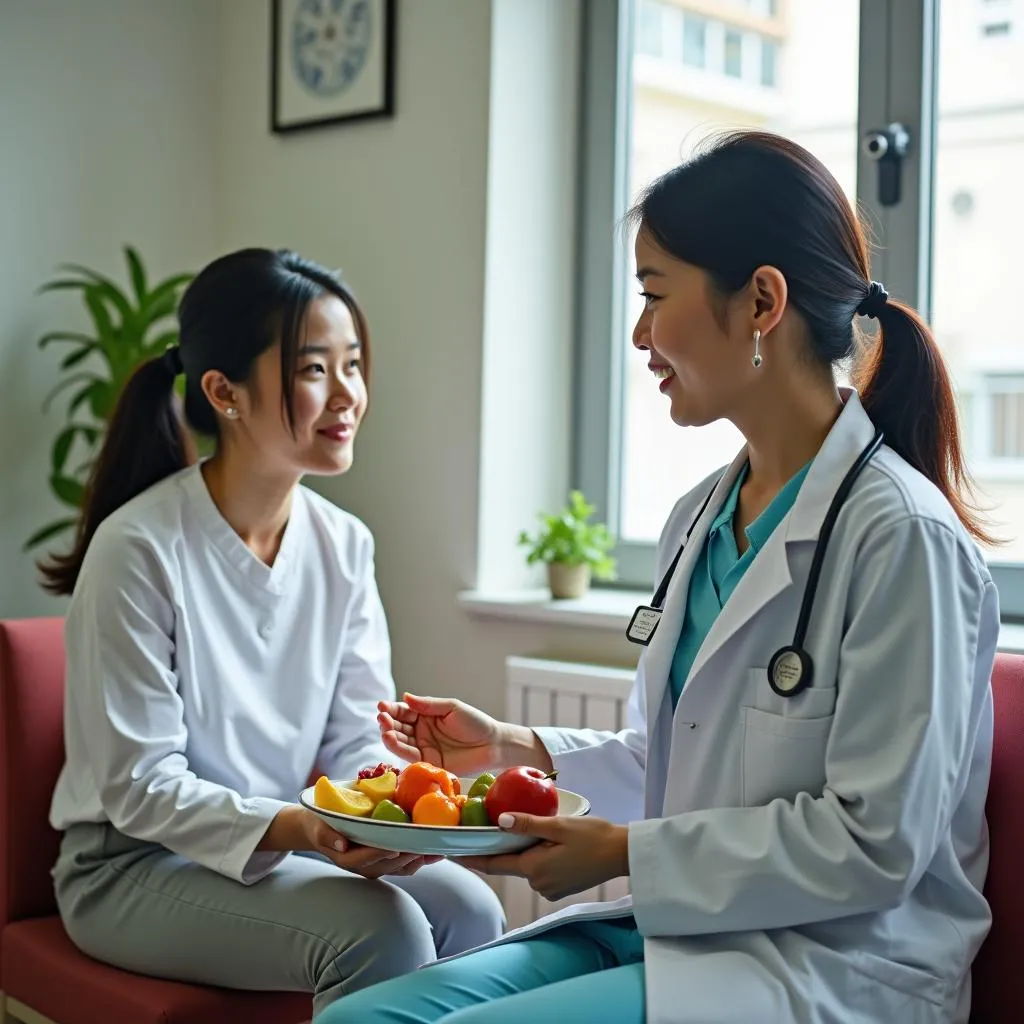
[377,693,554,776]
[454,813,629,902]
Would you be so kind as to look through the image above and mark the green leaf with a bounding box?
[56,263,134,324]
[139,273,192,322]
[68,380,100,417]
[140,288,181,326]
[42,371,100,414]
[125,246,147,302]
[49,473,86,508]
[51,424,100,474]
[37,277,93,295]
[60,343,99,369]
[87,380,116,420]
[83,286,117,340]
[51,427,76,473]
[38,331,97,349]
[23,517,79,551]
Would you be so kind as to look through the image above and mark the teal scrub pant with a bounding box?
[315,918,646,1024]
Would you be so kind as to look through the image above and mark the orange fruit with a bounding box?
[412,790,461,826]
[454,794,468,809]
[394,761,454,814]
[448,772,461,796]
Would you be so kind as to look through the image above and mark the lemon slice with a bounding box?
[313,776,374,817]
[356,770,398,805]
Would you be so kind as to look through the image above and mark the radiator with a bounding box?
[501,655,636,929]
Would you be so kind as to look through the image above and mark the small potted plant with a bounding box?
[518,490,617,599]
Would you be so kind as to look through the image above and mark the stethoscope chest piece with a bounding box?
[767,645,813,697]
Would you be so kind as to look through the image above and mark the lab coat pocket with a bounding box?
[740,705,833,807]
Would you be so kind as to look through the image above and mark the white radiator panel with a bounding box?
[501,656,636,930]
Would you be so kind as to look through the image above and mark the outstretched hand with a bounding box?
[376,693,504,776]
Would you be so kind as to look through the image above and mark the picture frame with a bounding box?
[270,0,396,135]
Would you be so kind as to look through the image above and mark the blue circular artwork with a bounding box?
[291,0,372,98]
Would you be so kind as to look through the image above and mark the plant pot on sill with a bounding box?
[547,562,591,600]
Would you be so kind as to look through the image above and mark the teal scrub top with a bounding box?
[576,458,813,960]
[670,459,812,705]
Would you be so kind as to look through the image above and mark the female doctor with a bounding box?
[43,249,503,1016]
[321,131,1001,1024]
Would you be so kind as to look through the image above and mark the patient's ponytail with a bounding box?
[38,351,193,595]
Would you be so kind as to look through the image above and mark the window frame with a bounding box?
[572,0,1024,619]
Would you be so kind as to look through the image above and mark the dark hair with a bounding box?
[40,248,371,595]
[629,129,992,545]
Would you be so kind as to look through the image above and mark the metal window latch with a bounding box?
[862,122,911,206]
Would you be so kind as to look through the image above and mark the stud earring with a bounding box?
[225,406,239,419]
[751,329,763,368]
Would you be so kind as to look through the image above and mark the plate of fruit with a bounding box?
[299,761,590,856]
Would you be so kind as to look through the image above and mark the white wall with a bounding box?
[0,0,221,618]
[217,0,637,714]
[476,0,581,593]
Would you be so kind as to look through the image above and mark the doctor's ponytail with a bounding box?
[39,248,370,595]
[850,295,993,544]
[631,129,994,546]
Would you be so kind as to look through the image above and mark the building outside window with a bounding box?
[576,0,1024,614]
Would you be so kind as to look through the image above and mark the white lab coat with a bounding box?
[458,392,999,1024]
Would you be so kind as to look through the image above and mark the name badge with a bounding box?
[626,605,662,646]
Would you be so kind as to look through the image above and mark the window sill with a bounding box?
[457,588,1024,654]
[457,587,646,632]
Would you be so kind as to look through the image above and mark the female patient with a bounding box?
[321,131,999,1023]
[43,248,503,1016]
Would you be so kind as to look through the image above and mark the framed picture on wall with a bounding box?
[270,0,396,134]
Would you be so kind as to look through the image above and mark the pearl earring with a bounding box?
[752,329,763,368]
[225,406,239,419]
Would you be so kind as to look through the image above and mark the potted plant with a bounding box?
[518,490,617,599]
[24,247,192,551]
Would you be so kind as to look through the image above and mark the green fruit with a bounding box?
[371,799,411,823]
[467,772,496,799]
[460,796,491,827]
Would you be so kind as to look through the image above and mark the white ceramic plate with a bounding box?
[298,777,591,856]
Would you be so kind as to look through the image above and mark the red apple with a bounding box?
[484,765,559,823]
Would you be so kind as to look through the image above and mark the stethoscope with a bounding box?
[626,429,885,699]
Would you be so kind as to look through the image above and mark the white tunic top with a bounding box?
[49,464,395,884]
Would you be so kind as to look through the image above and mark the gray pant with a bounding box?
[52,823,506,1017]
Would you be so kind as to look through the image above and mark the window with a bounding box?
[724,28,743,76]
[992,384,1024,459]
[761,38,778,86]
[682,15,707,68]
[575,0,1024,616]
[637,0,665,56]
[961,376,1024,467]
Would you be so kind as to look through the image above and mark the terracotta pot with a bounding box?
[547,562,591,599]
